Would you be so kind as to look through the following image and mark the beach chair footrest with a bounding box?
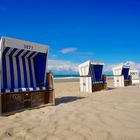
[1,89,55,113]
[92,83,107,92]
[124,80,132,86]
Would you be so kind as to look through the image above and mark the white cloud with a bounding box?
[124,61,140,70]
[60,48,77,54]
[49,54,58,58]
[48,60,140,75]
[104,61,140,72]
[48,59,79,74]
[52,54,57,57]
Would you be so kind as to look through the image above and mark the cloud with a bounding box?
[60,48,77,54]
[124,61,140,70]
[48,60,140,75]
[52,54,57,57]
[49,54,58,58]
[48,59,79,74]
[104,61,140,72]
[0,6,7,12]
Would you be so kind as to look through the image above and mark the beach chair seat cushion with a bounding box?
[1,86,48,93]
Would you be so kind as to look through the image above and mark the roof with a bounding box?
[0,36,49,53]
[129,69,139,72]
[79,60,104,76]
[79,60,104,68]
[112,65,130,71]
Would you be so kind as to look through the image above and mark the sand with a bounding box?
[0,79,140,140]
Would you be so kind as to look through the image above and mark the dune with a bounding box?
[0,79,140,140]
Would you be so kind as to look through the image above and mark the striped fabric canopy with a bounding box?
[0,37,48,93]
[2,47,47,90]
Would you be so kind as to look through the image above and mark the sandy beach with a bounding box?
[0,79,140,140]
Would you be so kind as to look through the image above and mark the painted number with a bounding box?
[24,45,33,50]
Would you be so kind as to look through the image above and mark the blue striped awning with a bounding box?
[1,47,47,92]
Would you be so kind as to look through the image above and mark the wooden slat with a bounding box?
[1,89,55,115]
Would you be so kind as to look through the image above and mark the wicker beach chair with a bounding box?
[79,60,107,93]
[112,65,132,87]
[0,37,55,115]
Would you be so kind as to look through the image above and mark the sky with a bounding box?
[0,0,140,74]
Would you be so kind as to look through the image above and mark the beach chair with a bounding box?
[0,36,55,115]
[129,70,140,85]
[79,60,107,93]
[112,65,132,87]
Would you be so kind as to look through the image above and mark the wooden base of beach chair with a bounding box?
[1,89,55,114]
[124,80,132,86]
[92,83,107,92]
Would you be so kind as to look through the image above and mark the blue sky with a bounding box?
[0,0,140,74]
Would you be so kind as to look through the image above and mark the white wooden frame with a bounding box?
[112,65,130,87]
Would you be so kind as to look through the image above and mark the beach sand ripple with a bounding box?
[0,80,140,140]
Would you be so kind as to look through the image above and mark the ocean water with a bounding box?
[54,75,80,79]
[54,74,114,79]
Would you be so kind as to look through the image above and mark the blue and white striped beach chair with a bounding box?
[0,36,55,114]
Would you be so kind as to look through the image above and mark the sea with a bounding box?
[54,75,80,79]
[54,74,114,79]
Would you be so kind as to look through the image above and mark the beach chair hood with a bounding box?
[0,36,49,93]
[79,60,104,82]
[79,60,107,92]
[112,65,130,79]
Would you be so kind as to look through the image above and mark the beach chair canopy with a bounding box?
[79,60,104,83]
[112,65,130,80]
[0,36,49,93]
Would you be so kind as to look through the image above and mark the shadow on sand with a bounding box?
[107,87,116,90]
[55,96,85,105]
